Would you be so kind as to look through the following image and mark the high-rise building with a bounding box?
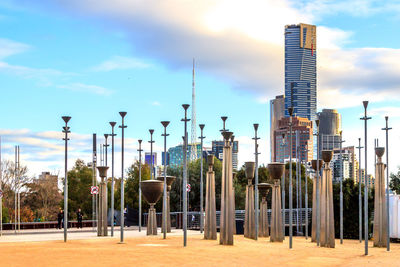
[284,23,317,122]
[319,109,342,154]
[211,140,239,170]
[331,146,357,183]
[270,95,285,161]
[274,116,313,163]
[145,152,157,166]
[167,143,202,167]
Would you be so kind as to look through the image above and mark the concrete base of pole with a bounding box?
[271,179,284,242]
[373,155,387,248]
[259,197,270,237]
[147,205,157,236]
[244,184,256,240]
[204,168,217,240]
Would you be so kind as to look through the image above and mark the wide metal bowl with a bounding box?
[268,163,285,180]
[375,147,385,158]
[207,155,214,166]
[258,183,272,198]
[311,160,323,171]
[96,166,109,178]
[322,150,333,163]
[245,162,255,180]
[141,180,164,205]
[157,176,176,191]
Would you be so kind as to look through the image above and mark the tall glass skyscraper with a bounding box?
[284,23,317,121]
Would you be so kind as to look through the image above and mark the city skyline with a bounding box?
[0,1,399,178]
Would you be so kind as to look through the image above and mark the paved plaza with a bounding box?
[0,229,399,266]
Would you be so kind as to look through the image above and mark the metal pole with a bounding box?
[288,107,294,248]
[360,101,371,256]
[119,112,127,243]
[296,130,299,235]
[281,134,286,239]
[253,123,260,240]
[14,146,17,234]
[356,138,363,243]
[199,124,205,233]
[17,146,20,233]
[104,134,109,167]
[62,116,71,242]
[138,140,143,232]
[340,131,345,244]
[382,116,391,251]
[182,104,190,247]
[305,152,309,240]
[315,119,320,246]
[92,134,97,232]
[0,136,2,237]
[109,122,116,236]
[149,130,155,180]
[161,121,170,239]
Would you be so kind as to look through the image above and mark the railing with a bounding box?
[1,220,96,231]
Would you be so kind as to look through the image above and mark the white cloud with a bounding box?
[57,83,113,95]
[91,56,150,72]
[0,38,30,59]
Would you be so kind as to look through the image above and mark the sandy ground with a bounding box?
[0,232,399,267]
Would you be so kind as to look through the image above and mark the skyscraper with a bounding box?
[284,23,317,121]
[319,109,342,153]
[211,140,239,170]
[270,95,285,161]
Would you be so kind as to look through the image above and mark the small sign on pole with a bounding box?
[91,186,99,195]
[186,184,191,192]
[0,189,3,198]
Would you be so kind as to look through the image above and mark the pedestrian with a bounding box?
[57,208,63,229]
[124,208,128,227]
[76,208,83,229]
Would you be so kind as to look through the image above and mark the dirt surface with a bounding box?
[0,235,399,267]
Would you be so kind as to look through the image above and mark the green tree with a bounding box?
[389,167,400,194]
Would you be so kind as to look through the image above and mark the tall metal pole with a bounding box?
[161,121,170,239]
[119,112,127,243]
[305,145,309,239]
[288,107,294,248]
[382,116,392,251]
[14,146,17,234]
[295,130,299,235]
[356,138,363,243]
[92,134,97,232]
[104,134,109,167]
[315,119,320,246]
[182,104,190,247]
[0,136,2,237]
[253,123,260,240]
[138,140,143,232]
[62,116,71,243]
[109,122,116,236]
[339,131,345,244]
[281,133,286,239]
[149,130,155,180]
[360,101,371,256]
[17,146,20,233]
[199,124,205,234]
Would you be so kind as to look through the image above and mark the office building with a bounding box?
[167,143,202,167]
[284,23,317,121]
[270,95,285,161]
[274,116,313,163]
[319,109,342,154]
[211,140,239,170]
[331,146,356,183]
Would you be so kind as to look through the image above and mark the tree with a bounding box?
[389,167,400,194]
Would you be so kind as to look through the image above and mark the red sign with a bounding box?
[186,184,191,192]
[91,186,99,195]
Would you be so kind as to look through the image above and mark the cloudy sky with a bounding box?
[0,0,399,178]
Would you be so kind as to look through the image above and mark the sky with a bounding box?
[0,0,399,179]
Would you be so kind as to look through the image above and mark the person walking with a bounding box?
[57,208,63,229]
[76,208,83,229]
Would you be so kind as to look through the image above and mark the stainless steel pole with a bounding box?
[119,112,127,243]
[109,122,116,236]
[356,138,363,243]
[0,136,2,237]
[199,124,205,234]
[340,131,344,244]
[281,134,286,239]
[161,121,170,239]
[382,116,391,251]
[305,149,309,239]
[14,146,17,234]
[62,116,71,242]
[254,124,260,240]
[316,119,320,246]
[92,134,97,232]
[295,131,299,235]
[138,140,143,232]
[288,107,293,248]
[149,130,154,180]
[182,104,190,247]
[17,146,20,233]
[360,101,371,256]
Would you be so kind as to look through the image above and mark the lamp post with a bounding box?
[119,111,127,243]
[253,123,260,240]
[295,130,300,235]
[315,119,320,246]
[109,122,116,236]
[161,121,170,239]
[104,134,109,167]
[305,145,309,239]
[62,116,71,243]
[182,104,190,247]
[281,133,287,238]
[356,138,363,243]
[382,116,392,251]
[360,101,371,256]
[199,124,205,234]
[288,107,294,248]
[149,129,155,180]
[339,131,345,244]
[138,139,143,232]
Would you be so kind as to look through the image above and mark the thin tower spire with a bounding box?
[190,58,198,161]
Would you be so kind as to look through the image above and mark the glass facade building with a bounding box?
[284,23,317,121]
[211,140,239,170]
[167,143,202,167]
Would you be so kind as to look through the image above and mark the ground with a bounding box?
[0,229,399,266]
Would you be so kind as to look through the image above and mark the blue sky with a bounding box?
[0,0,399,177]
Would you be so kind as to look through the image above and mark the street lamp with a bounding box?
[360,101,371,255]
[62,115,71,243]
[109,122,117,236]
[199,124,205,234]
[339,130,345,244]
[138,139,143,232]
[149,129,155,180]
[356,138,363,243]
[181,104,190,247]
[382,116,392,251]
[288,106,294,248]
[104,134,109,167]
[119,111,127,243]
[281,133,287,239]
[253,123,260,241]
[314,119,321,246]
[304,145,310,239]
[161,121,170,240]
